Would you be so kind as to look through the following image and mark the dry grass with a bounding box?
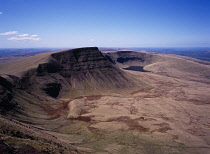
[1,49,210,153]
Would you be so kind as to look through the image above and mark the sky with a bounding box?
[0,0,210,48]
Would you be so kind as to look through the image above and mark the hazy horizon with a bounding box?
[1,47,210,49]
[0,0,210,48]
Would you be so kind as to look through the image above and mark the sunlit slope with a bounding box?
[105,51,210,83]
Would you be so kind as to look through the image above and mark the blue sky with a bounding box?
[0,0,209,48]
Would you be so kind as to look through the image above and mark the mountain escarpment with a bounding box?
[37,47,141,98]
[0,47,145,113]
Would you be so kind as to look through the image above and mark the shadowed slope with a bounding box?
[0,47,146,113]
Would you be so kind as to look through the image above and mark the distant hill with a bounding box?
[0,48,68,63]
[131,47,210,62]
[0,48,68,55]
[1,47,210,63]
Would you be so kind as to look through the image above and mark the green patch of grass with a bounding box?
[59,120,92,136]
[5,137,47,150]
[56,119,194,153]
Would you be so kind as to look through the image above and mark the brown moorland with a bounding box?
[0,47,210,153]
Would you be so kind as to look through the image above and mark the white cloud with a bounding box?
[89,39,97,42]
[0,31,18,35]
[0,12,3,15]
[31,35,39,37]
[8,36,40,41]
[1,31,40,41]
[18,34,29,37]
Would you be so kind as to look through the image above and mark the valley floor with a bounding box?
[35,69,210,153]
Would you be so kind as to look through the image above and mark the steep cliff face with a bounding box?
[0,47,144,101]
[34,47,140,97]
